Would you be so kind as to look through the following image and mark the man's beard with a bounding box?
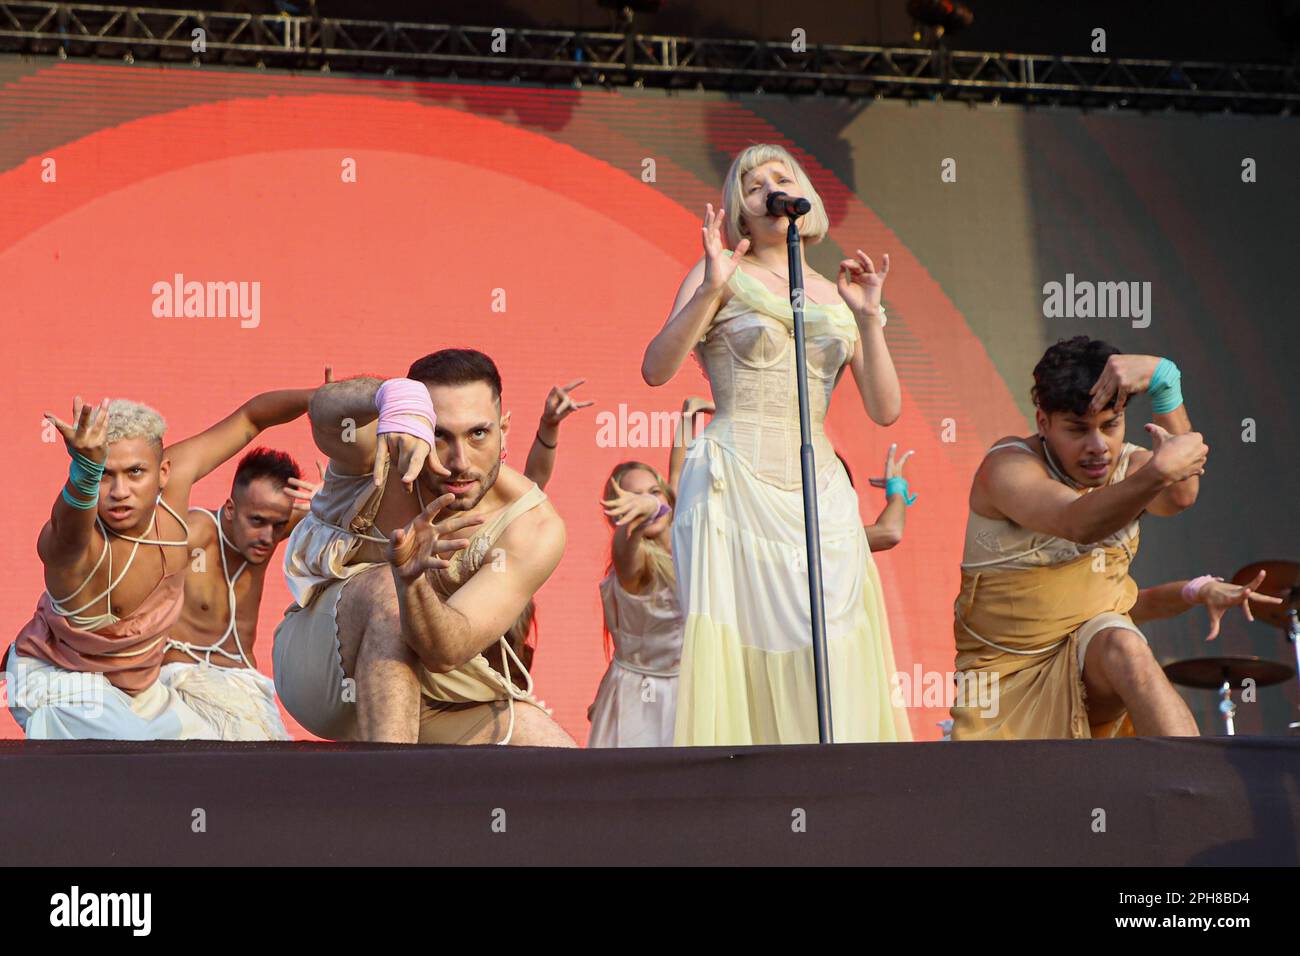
[438,455,503,512]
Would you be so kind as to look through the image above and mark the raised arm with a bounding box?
[642,204,748,387]
[863,443,914,552]
[839,251,901,426]
[601,482,665,592]
[169,386,315,488]
[865,496,906,551]
[524,378,592,490]
[1088,354,1200,515]
[38,396,111,570]
[668,396,713,496]
[306,375,382,471]
[976,433,1204,546]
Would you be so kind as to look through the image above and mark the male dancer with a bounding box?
[273,349,574,745]
[6,387,314,738]
[951,337,1208,738]
[158,447,320,740]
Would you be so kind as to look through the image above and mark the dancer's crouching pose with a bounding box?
[6,388,313,739]
[952,336,1208,739]
[273,349,574,745]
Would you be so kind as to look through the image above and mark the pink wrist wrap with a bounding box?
[1182,574,1221,604]
[375,378,436,447]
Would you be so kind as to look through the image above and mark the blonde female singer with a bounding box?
[641,144,913,745]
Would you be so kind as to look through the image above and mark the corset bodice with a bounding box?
[692,259,860,489]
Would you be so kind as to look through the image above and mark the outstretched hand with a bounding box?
[601,479,661,530]
[387,492,485,583]
[286,460,326,512]
[541,378,594,429]
[1196,570,1284,641]
[701,203,750,290]
[45,396,111,463]
[868,442,914,489]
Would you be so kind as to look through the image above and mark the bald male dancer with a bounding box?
[951,337,1208,739]
[273,349,575,745]
[6,387,313,739]
[157,447,320,740]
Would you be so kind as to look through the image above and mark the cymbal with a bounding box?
[1231,560,1300,628]
[1163,655,1294,690]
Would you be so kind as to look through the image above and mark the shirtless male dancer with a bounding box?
[6,388,314,739]
[951,336,1209,739]
[158,447,320,740]
[273,349,575,745]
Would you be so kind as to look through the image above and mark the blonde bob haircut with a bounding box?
[721,143,830,247]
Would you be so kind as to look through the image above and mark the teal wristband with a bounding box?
[62,486,98,509]
[885,476,917,506]
[64,451,103,508]
[1148,358,1183,414]
[68,450,103,493]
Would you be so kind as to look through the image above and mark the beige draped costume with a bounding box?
[951,440,1145,740]
[273,459,547,743]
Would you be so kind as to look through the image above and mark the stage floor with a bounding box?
[2,737,1297,865]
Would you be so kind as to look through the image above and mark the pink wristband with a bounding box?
[1182,574,1221,604]
[375,378,436,448]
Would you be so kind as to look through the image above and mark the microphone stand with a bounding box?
[779,203,834,744]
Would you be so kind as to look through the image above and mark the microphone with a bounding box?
[766,191,811,218]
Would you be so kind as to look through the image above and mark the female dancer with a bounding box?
[642,143,913,745]
[585,398,713,747]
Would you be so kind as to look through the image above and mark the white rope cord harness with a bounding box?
[164,508,254,668]
[48,496,191,654]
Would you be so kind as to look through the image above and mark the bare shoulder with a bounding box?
[160,468,195,522]
[508,492,565,553]
[186,508,218,549]
[972,436,1047,518]
[495,468,566,561]
[976,436,1041,479]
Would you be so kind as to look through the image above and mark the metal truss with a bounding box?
[1,1,1297,114]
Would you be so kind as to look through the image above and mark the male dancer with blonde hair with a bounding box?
[6,387,313,738]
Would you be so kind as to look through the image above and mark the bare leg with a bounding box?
[1083,627,1198,736]
[336,566,422,743]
